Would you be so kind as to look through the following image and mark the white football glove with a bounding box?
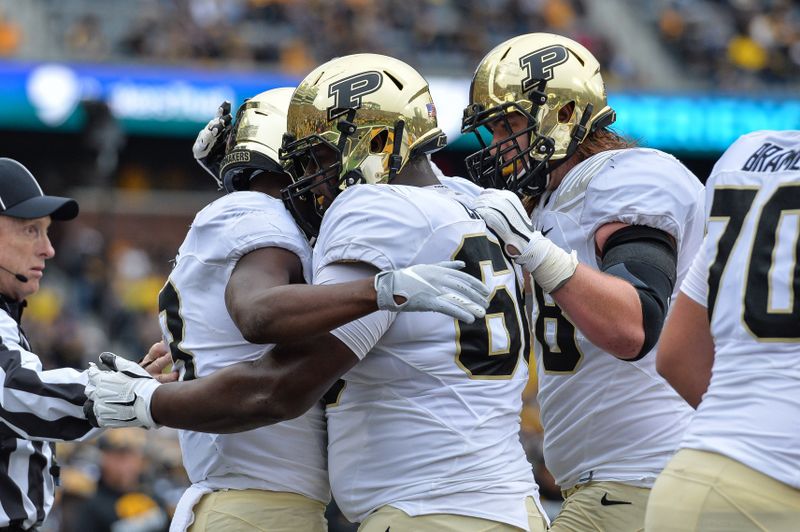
[473,189,579,293]
[192,101,232,186]
[83,352,160,429]
[375,261,491,323]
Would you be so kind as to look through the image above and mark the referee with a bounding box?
[0,159,174,531]
[0,158,90,531]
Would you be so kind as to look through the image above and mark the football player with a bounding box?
[280,53,547,532]
[460,33,705,531]
[86,54,549,531]
[646,130,800,530]
[111,87,491,532]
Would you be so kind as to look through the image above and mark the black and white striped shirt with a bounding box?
[0,296,95,530]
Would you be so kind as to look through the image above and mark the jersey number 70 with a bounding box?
[708,184,800,340]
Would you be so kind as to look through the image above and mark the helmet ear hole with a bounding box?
[558,101,575,123]
[370,129,389,153]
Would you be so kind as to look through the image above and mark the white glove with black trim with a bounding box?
[473,189,579,293]
[192,101,232,185]
[375,261,491,323]
[84,352,160,429]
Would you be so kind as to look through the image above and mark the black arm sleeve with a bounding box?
[600,225,678,361]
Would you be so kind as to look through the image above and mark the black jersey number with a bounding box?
[533,282,583,373]
[453,234,529,378]
[708,184,800,340]
[158,280,196,380]
[323,379,346,407]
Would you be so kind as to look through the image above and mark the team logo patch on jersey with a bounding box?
[327,71,383,121]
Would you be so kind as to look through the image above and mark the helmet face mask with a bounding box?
[280,134,343,237]
[462,33,616,197]
[462,97,555,195]
[280,54,446,237]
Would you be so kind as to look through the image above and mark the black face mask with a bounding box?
[462,103,555,196]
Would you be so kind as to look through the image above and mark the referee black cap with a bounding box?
[0,158,78,220]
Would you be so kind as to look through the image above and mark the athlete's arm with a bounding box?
[155,263,392,432]
[149,332,358,432]
[86,261,396,432]
[655,292,714,408]
[550,267,644,358]
[227,246,488,344]
[474,189,676,360]
[226,246,376,344]
[550,221,676,360]
[154,261,386,432]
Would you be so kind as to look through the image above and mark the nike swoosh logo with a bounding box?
[542,226,554,237]
[601,493,632,506]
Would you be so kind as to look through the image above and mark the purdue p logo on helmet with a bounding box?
[519,45,569,88]
[462,33,616,196]
[281,53,447,237]
[327,71,383,120]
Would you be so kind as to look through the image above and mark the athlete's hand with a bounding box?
[473,189,578,292]
[139,341,178,383]
[375,261,491,323]
[84,352,161,429]
[192,101,232,186]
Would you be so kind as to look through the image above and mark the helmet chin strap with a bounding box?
[564,103,594,159]
[387,120,405,182]
[337,108,364,188]
[336,109,358,152]
[342,169,365,187]
[527,102,595,193]
[348,120,406,186]
[335,116,407,188]
[516,135,554,195]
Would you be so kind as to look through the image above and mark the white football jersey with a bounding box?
[158,191,329,502]
[679,130,800,489]
[436,174,484,199]
[314,184,541,529]
[530,148,704,489]
[430,159,485,199]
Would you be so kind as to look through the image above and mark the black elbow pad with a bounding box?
[600,225,678,361]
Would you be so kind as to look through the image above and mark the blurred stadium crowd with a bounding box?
[0,0,795,530]
[1,0,619,77]
[650,0,800,87]
[1,0,798,90]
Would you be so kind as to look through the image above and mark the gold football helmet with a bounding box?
[280,53,446,236]
[462,32,616,195]
[219,87,293,193]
